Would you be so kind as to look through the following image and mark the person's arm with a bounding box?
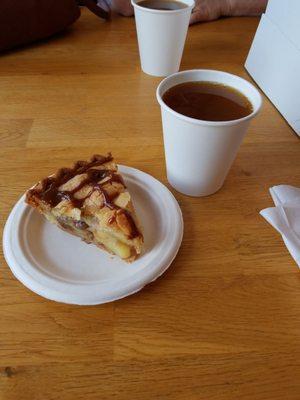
[111,0,268,21]
[110,0,134,16]
[227,0,268,16]
[189,0,267,25]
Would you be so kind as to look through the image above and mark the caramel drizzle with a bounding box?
[29,154,140,239]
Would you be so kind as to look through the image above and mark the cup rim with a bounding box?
[131,0,195,14]
[156,69,263,127]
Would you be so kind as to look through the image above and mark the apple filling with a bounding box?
[54,214,133,260]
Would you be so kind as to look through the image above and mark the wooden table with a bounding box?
[1,9,300,400]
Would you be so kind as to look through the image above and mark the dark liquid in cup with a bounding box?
[162,81,253,121]
[138,0,187,10]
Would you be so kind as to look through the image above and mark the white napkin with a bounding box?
[260,185,300,267]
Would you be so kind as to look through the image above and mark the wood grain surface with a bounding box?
[1,9,300,400]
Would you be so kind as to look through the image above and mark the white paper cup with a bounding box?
[131,0,194,77]
[157,69,263,196]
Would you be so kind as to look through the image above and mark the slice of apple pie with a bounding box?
[26,154,143,262]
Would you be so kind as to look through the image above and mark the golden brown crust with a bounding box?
[26,154,114,199]
[25,154,143,262]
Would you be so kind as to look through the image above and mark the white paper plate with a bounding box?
[3,166,183,305]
